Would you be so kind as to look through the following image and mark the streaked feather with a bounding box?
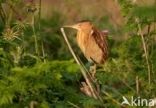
[91,27,109,63]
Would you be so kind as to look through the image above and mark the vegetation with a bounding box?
[0,0,156,108]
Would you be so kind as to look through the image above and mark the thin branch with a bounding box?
[0,4,6,24]
[6,2,23,21]
[41,42,46,63]
[38,0,41,30]
[102,91,121,106]
[137,20,151,85]
[67,101,80,108]
[32,15,39,57]
[60,28,98,99]
[136,76,139,95]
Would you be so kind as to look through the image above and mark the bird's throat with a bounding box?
[76,31,89,54]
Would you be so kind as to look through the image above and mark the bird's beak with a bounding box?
[63,24,79,30]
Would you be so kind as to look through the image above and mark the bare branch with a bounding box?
[60,27,98,99]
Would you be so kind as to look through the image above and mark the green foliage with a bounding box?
[118,0,133,17]
[0,60,82,107]
[132,5,156,22]
[0,0,156,108]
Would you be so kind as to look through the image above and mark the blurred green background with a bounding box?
[0,0,156,107]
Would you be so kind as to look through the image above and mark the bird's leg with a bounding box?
[89,64,101,97]
[80,82,92,97]
[90,64,97,78]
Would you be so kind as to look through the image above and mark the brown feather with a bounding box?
[92,27,109,63]
[64,21,109,64]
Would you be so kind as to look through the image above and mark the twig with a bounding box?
[67,101,80,108]
[136,76,139,95]
[137,21,151,85]
[102,91,121,106]
[38,0,41,30]
[0,4,6,24]
[77,56,95,83]
[6,2,23,21]
[60,28,98,99]
[32,16,39,57]
[41,42,46,63]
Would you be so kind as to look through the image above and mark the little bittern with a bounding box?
[64,21,109,64]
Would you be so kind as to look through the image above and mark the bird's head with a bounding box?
[63,20,93,31]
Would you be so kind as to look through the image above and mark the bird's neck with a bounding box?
[76,30,90,53]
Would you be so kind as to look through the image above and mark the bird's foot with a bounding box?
[89,64,97,79]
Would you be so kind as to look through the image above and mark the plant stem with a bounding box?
[67,101,80,108]
[7,2,23,21]
[61,28,99,100]
[102,91,121,106]
[38,0,41,30]
[136,76,139,95]
[41,42,46,63]
[0,4,6,24]
[137,22,151,85]
[32,16,39,57]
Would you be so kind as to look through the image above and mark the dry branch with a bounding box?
[137,20,151,85]
[60,27,99,100]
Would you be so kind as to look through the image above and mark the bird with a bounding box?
[64,20,109,76]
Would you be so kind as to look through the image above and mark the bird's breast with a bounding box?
[76,31,88,54]
[76,30,107,64]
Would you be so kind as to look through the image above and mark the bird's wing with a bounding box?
[91,27,109,61]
